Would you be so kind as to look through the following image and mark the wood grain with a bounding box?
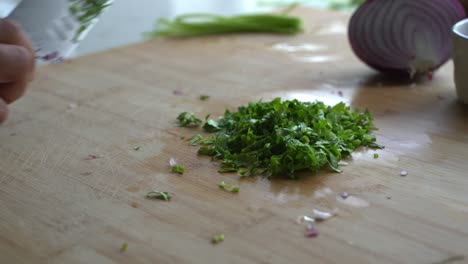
[1,8,468,264]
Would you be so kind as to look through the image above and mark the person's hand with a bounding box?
[0,19,35,124]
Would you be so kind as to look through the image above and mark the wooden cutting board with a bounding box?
[1,8,468,264]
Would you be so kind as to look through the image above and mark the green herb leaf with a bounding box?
[133,146,141,151]
[120,242,128,252]
[146,191,172,201]
[189,134,204,146]
[171,165,185,174]
[203,119,221,133]
[181,98,382,179]
[69,0,112,42]
[177,112,202,127]
[200,95,210,101]
[211,234,225,244]
[219,181,240,193]
[373,153,379,159]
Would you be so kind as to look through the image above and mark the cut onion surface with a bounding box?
[349,0,466,78]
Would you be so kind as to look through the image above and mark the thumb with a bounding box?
[0,98,8,124]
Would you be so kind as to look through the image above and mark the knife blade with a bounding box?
[0,0,22,18]
[4,0,112,62]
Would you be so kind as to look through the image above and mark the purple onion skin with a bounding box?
[349,0,466,78]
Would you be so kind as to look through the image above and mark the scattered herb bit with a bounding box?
[304,224,319,238]
[387,196,392,200]
[237,168,248,176]
[200,95,210,101]
[177,112,202,127]
[69,0,112,42]
[172,165,185,174]
[211,234,225,244]
[169,158,184,174]
[189,134,204,146]
[180,135,186,140]
[80,172,92,176]
[146,191,172,201]
[120,242,128,252]
[373,153,379,159]
[337,91,344,97]
[219,181,240,193]
[340,192,350,199]
[134,146,141,151]
[188,98,383,178]
[148,13,302,38]
[400,170,408,177]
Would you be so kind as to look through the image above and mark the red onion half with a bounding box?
[349,0,466,78]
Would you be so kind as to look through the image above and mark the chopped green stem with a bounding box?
[211,234,225,244]
[148,13,302,38]
[146,191,172,201]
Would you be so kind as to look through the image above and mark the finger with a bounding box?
[0,97,8,124]
[0,44,34,82]
[0,19,34,53]
[0,19,35,79]
[0,78,28,104]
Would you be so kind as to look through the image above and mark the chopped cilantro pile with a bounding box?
[180,98,382,179]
